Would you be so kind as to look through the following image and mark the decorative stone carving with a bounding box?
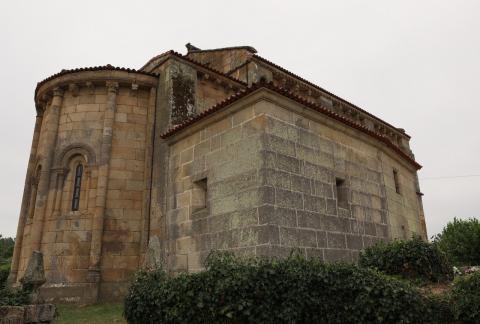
[85,81,95,94]
[52,87,64,98]
[106,81,119,93]
[68,83,79,97]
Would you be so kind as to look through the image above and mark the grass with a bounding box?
[55,303,126,324]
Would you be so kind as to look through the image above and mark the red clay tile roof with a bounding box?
[161,81,421,170]
[35,64,158,97]
[139,50,175,71]
[252,54,411,139]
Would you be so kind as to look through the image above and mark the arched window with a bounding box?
[71,164,83,211]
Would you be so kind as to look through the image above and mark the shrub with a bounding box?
[0,264,10,289]
[0,236,14,261]
[433,217,480,266]
[0,285,30,306]
[359,236,453,282]
[451,272,480,323]
[124,252,448,323]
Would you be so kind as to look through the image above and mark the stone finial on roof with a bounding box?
[186,43,201,52]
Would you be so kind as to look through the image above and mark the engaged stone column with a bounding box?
[88,81,118,286]
[8,114,44,285]
[29,88,64,252]
[140,87,157,262]
[52,168,66,216]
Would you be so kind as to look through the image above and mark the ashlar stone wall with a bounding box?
[164,91,425,271]
[14,72,157,303]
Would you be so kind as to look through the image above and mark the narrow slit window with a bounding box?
[393,169,401,194]
[71,164,83,211]
[335,178,348,209]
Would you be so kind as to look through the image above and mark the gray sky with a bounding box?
[0,0,478,238]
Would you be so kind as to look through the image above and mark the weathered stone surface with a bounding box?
[11,44,426,304]
[24,304,56,323]
[146,236,164,268]
[20,251,46,288]
[0,306,24,324]
[0,304,56,324]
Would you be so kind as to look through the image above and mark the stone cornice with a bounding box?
[35,68,158,111]
[251,55,411,141]
[161,82,421,170]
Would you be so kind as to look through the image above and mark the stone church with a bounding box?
[9,44,427,303]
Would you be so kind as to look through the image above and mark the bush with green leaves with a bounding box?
[0,284,31,306]
[359,236,453,282]
[0,235,14,289]
[124,252,449,323]
[433,217,480,266]
[451,271,480,323]
[0,264,10,289]
[0,235,14,262]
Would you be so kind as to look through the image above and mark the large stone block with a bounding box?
[324,249,351,263]
[275,188,303,209]
[262,134,296,157]
[297,211,322,230]
[258,205,297,227]
[275,153,301,174]
[327,232,346,249]
[260,168,291,190]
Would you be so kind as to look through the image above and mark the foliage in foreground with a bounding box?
[359,236,453,283]
[124,252,447,324]
[0,263,10,289]
[451,271,480,323]
[0,284,31,306]
[0,235,15,263]
[0,235,14,289]
[433,217,480,266]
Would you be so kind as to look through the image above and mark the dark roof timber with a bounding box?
[161,81,421,170]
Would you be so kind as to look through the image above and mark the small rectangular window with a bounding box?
[192,178,208,212]
[335,178,348,209]
[393,169,401,194]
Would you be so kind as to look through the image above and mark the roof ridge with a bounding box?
[139,50,174,71]
[161,80,421,169]
[140,50,247,86]
[171,52,247,86]
[186,45,257,54]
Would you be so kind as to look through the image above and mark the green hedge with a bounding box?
[124,252,448,323]
[451,271,480,323]
[433,217,480,266]
[359,236,453,283]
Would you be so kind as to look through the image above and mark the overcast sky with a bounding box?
[0,0,478,239]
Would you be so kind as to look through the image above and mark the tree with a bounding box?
[0,235,15,263]
[433,218,480,266]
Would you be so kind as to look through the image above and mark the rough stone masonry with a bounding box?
[9,44,427,303]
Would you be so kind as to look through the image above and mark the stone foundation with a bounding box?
[0,304,56,324]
